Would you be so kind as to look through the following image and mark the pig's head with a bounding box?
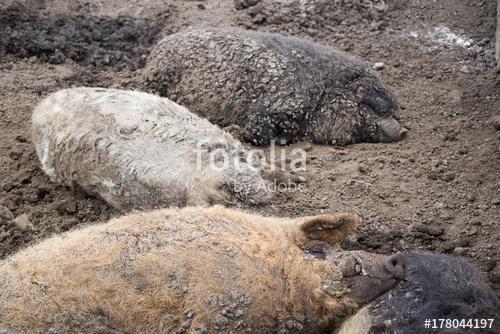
[221,163,274,205]
[216,146,307,205]
[335,252,500,334]
[195,137,275,205]
[285,214,405,327]
[353,76,408,143]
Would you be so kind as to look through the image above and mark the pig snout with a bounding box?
[384,253,405,278]
[341,252,405,305]
[376,117,408,142]
[337,252,500,334]
[342,252,405,279]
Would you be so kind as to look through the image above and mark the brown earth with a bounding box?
[0,0,499,295]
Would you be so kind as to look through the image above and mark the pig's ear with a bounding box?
[295,213,360,245]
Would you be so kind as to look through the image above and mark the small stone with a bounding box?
[372,62,385,71]
[251,14,266,25]
[453,247,467,256]
[357,163,368,174]
[491,198,500,206]
[477,204,489,211]
[441,241,454,251]
[433,202,445,210]
[13,214,33,232]
[383,199,394,207]
[491,115,500,131]
[441,172,456,182]
[440,212,454,221]
[415,224,444,236]
[427,171,439,180]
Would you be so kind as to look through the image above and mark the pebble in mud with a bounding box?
[12,214,33,232]
[492,115,500,130]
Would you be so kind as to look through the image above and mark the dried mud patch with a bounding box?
[0,7,171,69]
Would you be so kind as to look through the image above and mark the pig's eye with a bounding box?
[308,245,326,260]
[357,84,396,116]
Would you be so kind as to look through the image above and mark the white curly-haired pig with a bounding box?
[32,88,287,211]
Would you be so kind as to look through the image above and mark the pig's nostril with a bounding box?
[384,254,405,278]
[399,128,409,140]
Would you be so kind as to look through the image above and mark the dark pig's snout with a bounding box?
[384,253,405,278]
[377,117,408,142]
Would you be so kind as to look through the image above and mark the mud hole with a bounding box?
[0,7,171,68]
[0,0,499,296]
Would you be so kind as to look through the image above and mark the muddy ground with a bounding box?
[0,0,499,293]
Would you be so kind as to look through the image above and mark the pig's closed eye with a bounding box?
[357,85,396,116]
[361,94,393,116]
[308,245,326,260]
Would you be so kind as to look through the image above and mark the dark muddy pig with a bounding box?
[144,28,407,146]
[336,252,500,333]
